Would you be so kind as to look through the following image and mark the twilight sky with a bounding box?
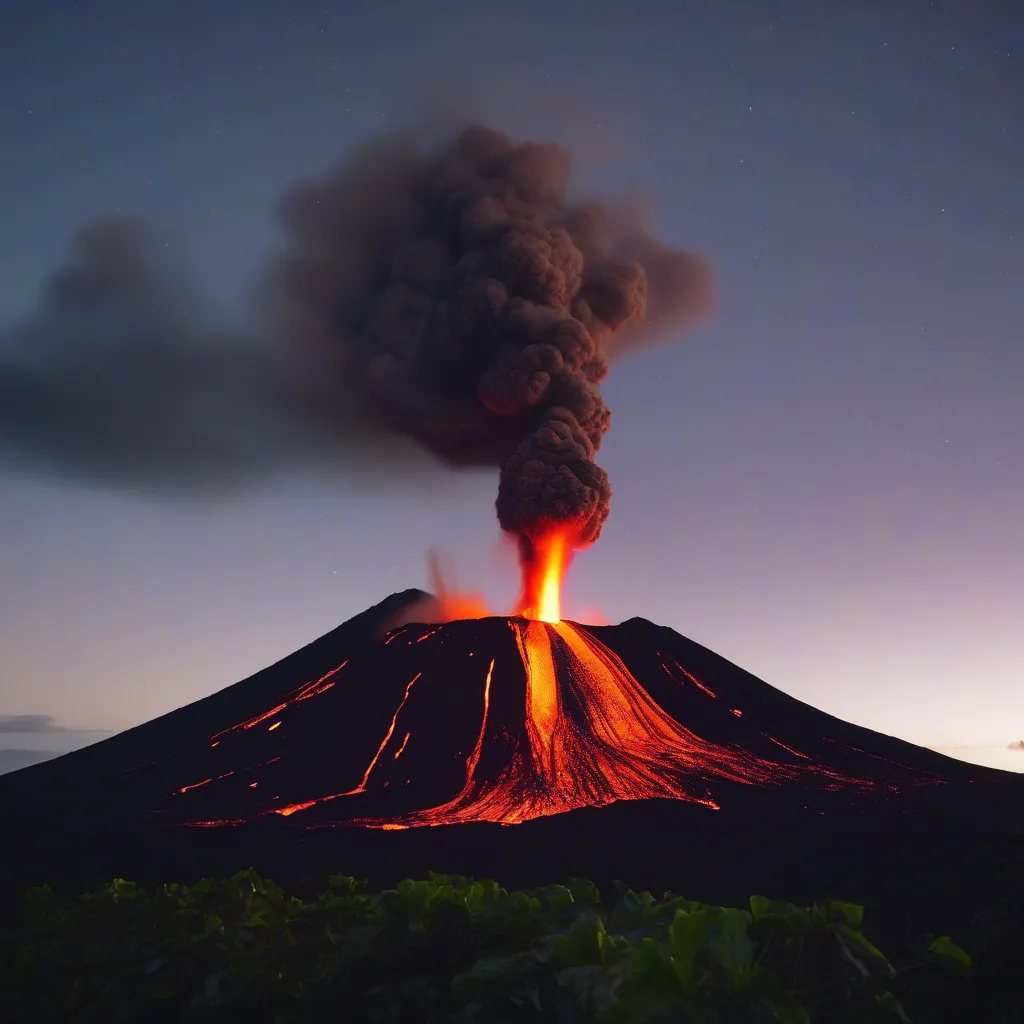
[1,0,1021,776]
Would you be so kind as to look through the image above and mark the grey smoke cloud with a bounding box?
[0,714,110,734]
[0,218,425,492]
[0,715,61,734]
[0,124,714,552]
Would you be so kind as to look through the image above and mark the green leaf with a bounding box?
[565,877,601,906]
[6,870,991,1023]
[704,908,755,986]
[23,884,57,906]
[826,899,864,929]
[617,935,680,1002]
[835,923,887,964]
[749,896,812,934]
[875,990,913,1022]
[668,908,715,985]
[538,915,608,969]
[107,878,140,901]
[929,935,972,971]
[764,995,813,1024]
[538,884,575,912]
[326,874,367,895]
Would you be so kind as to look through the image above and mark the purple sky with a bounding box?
[1,0,1021,775]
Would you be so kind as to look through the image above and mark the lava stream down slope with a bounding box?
[156,615,965,829]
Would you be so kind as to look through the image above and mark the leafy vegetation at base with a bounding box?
[0,869,1016,1022]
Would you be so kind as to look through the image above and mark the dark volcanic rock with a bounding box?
[0,588,430,830]
[1,594,1021,946]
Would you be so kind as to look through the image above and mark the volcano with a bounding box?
[2,590,1021,939]
[0,590,1007,834]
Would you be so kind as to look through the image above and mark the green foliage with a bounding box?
[0,869,1006,1023]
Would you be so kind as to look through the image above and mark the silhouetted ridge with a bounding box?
[0,589,428,827]
[0,600,1015,836]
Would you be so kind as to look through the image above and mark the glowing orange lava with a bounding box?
[179,612,949,832]
[427,551,491,620]
[519,531,571,622]
[202,620,881,831]
[355,621,781,826]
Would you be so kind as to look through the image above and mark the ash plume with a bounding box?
[0,125,713,551]
[0,220,283,491]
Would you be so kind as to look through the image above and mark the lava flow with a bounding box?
[163,560,956,831]
[348,619,796,828]
[131,533,961,831]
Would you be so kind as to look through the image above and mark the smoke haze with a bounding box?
[0,124,713,551]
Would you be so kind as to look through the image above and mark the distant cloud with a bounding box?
[0,714,111,735]
[1008,740,1024,751]
[0,714,60,733]
[0,717,115,776]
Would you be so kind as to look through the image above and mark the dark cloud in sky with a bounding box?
[0,219,361,493]
[0,718,71,777]
[0,714,62,733]
[0,124,713,553]
[0,714,110,735]
[0,716,114,776]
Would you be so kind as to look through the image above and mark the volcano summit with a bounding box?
[149,617,966,830]
[0,590,1009,837]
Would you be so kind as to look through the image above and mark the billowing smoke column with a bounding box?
[0,124,713,563]
[268,125,713,563]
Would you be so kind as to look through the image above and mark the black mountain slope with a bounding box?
[0,588,428,830]
[2,593,1021,946]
